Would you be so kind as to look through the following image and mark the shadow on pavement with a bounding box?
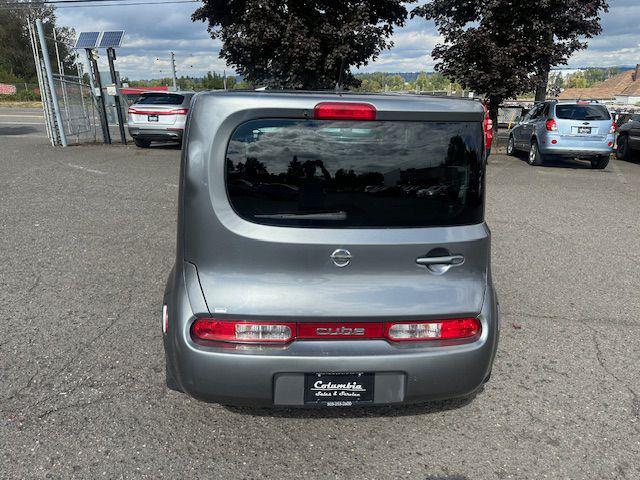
[0,126,39,136]
[511,152,601,170]
[222,390,480,419]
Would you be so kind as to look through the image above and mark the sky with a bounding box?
[56,0,640,80]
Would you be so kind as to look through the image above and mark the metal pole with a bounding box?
[53,27,72,136]
[27,19,54,145]
[170,51,178,91]
[107,48,127,145]
[36,19,67,147]
[87,49,111,144]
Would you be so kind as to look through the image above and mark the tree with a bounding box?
[412,0,608,123]
[0,2,76,83]
[192,0,414,89]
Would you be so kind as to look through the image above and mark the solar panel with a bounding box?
[74,31,100,49]
[99,31,125,48]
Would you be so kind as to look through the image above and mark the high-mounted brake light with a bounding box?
[192,319,295,343]
[314,102,376,121]
[385,318,481,341]
[545,119,558,131]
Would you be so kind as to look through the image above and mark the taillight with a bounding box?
[385,318,481,342]
[191,318,481,344]
[127,107,187,115]
[191,319,295,343]
[314,102,376,121]
[545,119,558,131]
[485,118,493,132]
[609,122,616,134]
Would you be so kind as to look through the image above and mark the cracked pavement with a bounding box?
[1,127,639,479]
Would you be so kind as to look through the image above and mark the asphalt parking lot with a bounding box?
[1,120,639,479]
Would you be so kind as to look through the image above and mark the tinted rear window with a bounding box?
[225,119,484,228]
[137,93,184,105]
[555,104,610,120]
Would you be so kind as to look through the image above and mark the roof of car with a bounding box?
[192,90,485,116]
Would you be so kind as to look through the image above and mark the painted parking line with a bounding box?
[67,163,106,175]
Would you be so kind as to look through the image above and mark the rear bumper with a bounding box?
[539,135,613,157]
[127,126,183,142]
[164,270,499,407]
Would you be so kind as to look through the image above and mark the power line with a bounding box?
[0,0,198,8]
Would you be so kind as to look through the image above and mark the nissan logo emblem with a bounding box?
[330,249,352,267]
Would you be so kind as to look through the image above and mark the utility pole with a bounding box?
[170,52,178,91]
[107,47,127,144]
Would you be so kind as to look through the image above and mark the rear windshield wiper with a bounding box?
[255,211,347,221]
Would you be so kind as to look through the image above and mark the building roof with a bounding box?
[558,68,638,100]
[619,66,640,96]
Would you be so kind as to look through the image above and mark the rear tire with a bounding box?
[591,156,609,169]
[527,140,544,166]
[616,134,632,161]
[507,135,516,156]
[134,138,151,148]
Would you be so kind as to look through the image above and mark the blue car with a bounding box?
[507,100,615,169]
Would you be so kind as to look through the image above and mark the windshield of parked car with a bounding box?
[555,104,611,121]
[225,119,484,228]
[136,94,185,105]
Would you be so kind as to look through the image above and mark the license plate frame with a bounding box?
[148,114,159,122]
[304,372,374,406]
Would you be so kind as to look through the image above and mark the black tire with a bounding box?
[134,138,151,148]
[506,135,516,156]
[165,357,182,392]
[527,140,544,166]
[616,134,632,161]
[591,156,609,170]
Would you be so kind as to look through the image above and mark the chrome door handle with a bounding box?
[416,255,465,266]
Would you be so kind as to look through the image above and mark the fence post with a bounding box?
[27,19,54,145]
[36,19,67,147]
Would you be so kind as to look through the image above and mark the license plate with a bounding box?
[578,126,591,134]
[304,372,374,406]
[148,115,158,122]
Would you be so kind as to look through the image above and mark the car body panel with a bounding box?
[164,91,497,406]
[618,116,640,151]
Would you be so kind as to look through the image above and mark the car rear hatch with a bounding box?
[128,93,187,126]
[184,94,489,328]
[553,103,612,141]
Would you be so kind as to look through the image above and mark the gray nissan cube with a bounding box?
[162,91,499,407]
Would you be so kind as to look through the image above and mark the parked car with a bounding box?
[162,92,499,407]
[507,100,615,169]
[616,113,640,161]
[127,92,194,147]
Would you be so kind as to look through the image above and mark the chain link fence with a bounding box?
[53,74,98,144]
